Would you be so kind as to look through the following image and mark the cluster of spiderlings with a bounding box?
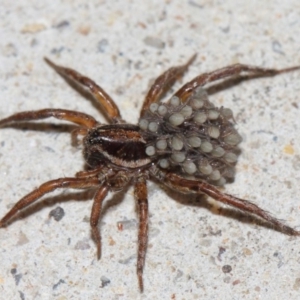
[138,87,242,186]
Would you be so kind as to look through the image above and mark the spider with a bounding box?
[0,55,299,292]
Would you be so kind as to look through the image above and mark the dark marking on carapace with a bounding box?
[84,124,152,168]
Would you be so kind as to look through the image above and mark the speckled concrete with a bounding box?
[1,1,300,299]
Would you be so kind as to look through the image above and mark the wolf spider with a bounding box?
[0,55,299,292]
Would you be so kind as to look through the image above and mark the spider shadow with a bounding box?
[1,122,85,149]
[0,122,78,135]
[159,181,290,235]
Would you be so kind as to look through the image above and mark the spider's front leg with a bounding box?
[164,173,300,236]
[0,177,99,227]
[140,54,197,116]
[90,184,109,259]
[134,177,149,292]
[174,63,300,102]
[45,58,122,123]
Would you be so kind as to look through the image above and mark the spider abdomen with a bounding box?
[84,124,152,169]
[139,87,242,186]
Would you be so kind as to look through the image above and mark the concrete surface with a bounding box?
[0,1,300,299]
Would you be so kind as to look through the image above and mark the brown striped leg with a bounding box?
[140,54,197,117]
[90,185,109,259]
[165,173,300,236]
[71,127,89,146]
[76,167,115,180]
[134,178,149,292]
[0,109,98,128]
[174,64,300,102]
[45,58,122,123]
[76,167,104,178]
[0,177,99,227]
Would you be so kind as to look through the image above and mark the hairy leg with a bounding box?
[134,177,149,292]
[90,185,109,259]
[0,177,99,227]
[45,58,122,123]
[0,109,98,128]
[164,173,300,236]
[174,63,300,102]
[140,54,197,116]
[76,167,105,178]
[76,167,115,182]
[71,127,89,146]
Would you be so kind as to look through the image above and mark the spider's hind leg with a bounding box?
[164,173,300,236]
[174,63,300,102]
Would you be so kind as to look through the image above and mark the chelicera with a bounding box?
[0,55,299,291]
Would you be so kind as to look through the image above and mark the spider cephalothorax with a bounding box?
[84,124,151,169]
[0,55,299,292]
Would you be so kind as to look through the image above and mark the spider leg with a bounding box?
[45,58,122,123]
[164,173,300,236]
[134,177,148,292]
[71,127,89,146]
[0,109,98,128]
[140,54,197,117]
[76,167,115,180]
[76,167,105,178]
[0,177,99,227]
[174,63,300,102]
[90,185,109,259]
